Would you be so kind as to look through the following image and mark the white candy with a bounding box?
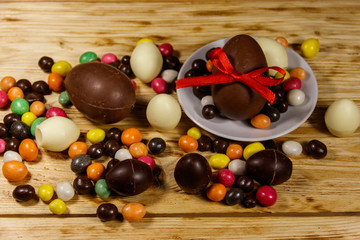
[115,148,132,161]
[161,69,178,83]
[287,89,305,106]
[282,140,303,157]
[200,95,214,107]
[56,181,75,201]
[228,159,247,176]
[3,150,22,163]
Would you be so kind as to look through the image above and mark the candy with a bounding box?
[5,139,20,152]
[213,137,229,154]
[282,140,303,157]
[87,143,104,159]
[38,184,54,202]
[243,142,265,160]
[256,185,277,206]
[301,38,320,58]
[129,142,148,158]
[197,135,213,152]
[3,150,22,163]
[47,72,64,92]
[121,128,142,146]
[0,139,5,154]
[8,86,24,101]
[101,53,117,64]
[32,80,51,95]
[104,140,121,157]
[25,92,45,104]
[10,121,30,140]
[228,159,246,176]
[151,77,167,94]
[290,67,306,80]
[209,153,230,169]
[97,203,118,221]
[206,183,227,202]
[95,179,111,199]
[234,176,254,193]
[71,154,92,174]
[178,135,198,153]
[19,138,38,161]
[275,36,288,48]
[13,184,36,202]
[216,169,235,187]
[87,162,105,182]
[73,175,94,195]
[2,160,28,181]
[187,127,201,140]
[68,141,88,159]
[11,98,29,116]
[138,156,156,170]
[58,91,71,106]
[287,89,305,106]
[0,90,9,108]
[146,94,182,131]
[148,137,166,155]
[79,51,97,63]
[45,107,67,118]
[262,106,280,123]
[30,117,45,136]
[0,76,16,93]
[202,105,217,119]
[86,128,106,144]
[21,112,37,127]
[29,101,46,117]
[158,43,174,56]
[0,123,8,139]
[250,114,271,129]
[51,60,72,77]
[163,55,180,70]
[282,77,302,91]
[16,79,31,94]
[49,199,67,215]
[306,139,327,159]
[225,188,244,206]
[160,69,178,83]
[38,56,54,73]
[122,202,146,222]
[200,96,214,107]
[242,194,257,208]
[107,127,122,142]
[114,148,132,161]
[56,181,75,201]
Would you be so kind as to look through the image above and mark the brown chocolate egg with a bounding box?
[212,34,268,120]
[65,62,135,124]
[246,149,293,185]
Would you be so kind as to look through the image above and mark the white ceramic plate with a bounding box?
[177,38,318,141]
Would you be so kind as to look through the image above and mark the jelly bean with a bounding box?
[49,199,67,215]
[8,87,24,101]
[0,90,9,108]
[102,53,118,64]
[206,183,227,202]
[73,175,94,195]
[274,69,290,82]
[13,184,36,202]
[235,176,254,193]
[21,112,37,127]
[275,36,288,48]
[178,135,198,153]
[58,91,71,106]
[158,43,173,56]
[87,128,106,144]
[226,144,243,160]
[10,121,30,140]
[206,59,213,72]
[290,67,306,80]
[51,60,72,77]
[148,137,166,155]
[32,80,51,95]
[138,156,156,170]
[287,89,305,106]
[87,162,105,181]
[301,38,320,58]
[197,135,213,152]
[151,77,167,94]
[107,127,122,142]
[282,77,302,92]
[80,51,97,63]
[216,169,235,187]
[225,188,244,206]
[11,98,29,116]
[243,142,265,160]
[68,141,88,159]
[307,139,327,159]
[97,203,119,222]
[5,139,20,152]
[251,114,271,129]
[104,140,121,157]
[1,76,16,93]
[56,181,75,201]
[46,107,67,118]
[3,150,22,163]
[0,139,5,154]
[121,128,142,146]
[136,37,155,46]
[187,127,201,140]
[38,184,54,202]
[282,140,303,157]
[160,69,178,83]
[209,153,230,169]
[30,117,45,136]
[213,137,229,153]
[29,101,46,117]
[95,179,111,199]
[228,159,246,176]
[38,56,54,73]
[122,202,146,222]
[2,160,28,181]
[114,148,132,161]
[19,138,38,162]
[200,96,214,107]
[129,142,148,158]
[256,185,277,206]
[47,72,64,92]
[71,154,92,174]
[87,143,104,159]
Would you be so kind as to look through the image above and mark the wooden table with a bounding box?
[1,0,360,239]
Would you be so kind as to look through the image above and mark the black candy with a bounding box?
[242,194,257,208]
[202,105,217,119]
[73,175,94,195]
[307,140,327,159]
[38,56,54,73]
[87,143,105,159]
[10,121,30,140]
[224,188,244,205]
[12,184,36,202]
[32,80,51,95]
[0,123,9,139]
[104,140,121,157]
[234,176,254,193]
[3,113,20,128]
[197,135,213,152]
[107,127,122,142]
[213,137,229,154]
[25,92,45,104]
[16,79,32,94]
[148,137,166,155]
[71,154,92,174]
[5,138,20,152]
[96,203,119,222]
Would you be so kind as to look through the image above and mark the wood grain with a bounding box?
[1,0,360,239]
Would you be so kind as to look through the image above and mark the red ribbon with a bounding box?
[176,47,285,104]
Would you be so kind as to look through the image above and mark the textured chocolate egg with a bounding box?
[65,62,135,124]
[212,34,267,120]
[246,149,292,185]
[174,153,212,194]
[105,159,153,196]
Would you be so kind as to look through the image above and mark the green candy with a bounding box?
[30,117,46,136]
[95,179,111,199]
[58,91,71,106]
[10,98,29,116]
[79,51,97,63]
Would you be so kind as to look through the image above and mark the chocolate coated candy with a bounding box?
[65,62,136,124]
[97,203,119,222]
[105,159,153,196]
[73,175,94,195]
[10,121,30,140]
[13,184,36,202]
[307,140,327,159]
[211,34,267,120]
[246,149,292,185]
[197,135,213,152]
[174,153,212,194]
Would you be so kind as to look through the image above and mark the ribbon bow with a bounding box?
[176,47,285,104]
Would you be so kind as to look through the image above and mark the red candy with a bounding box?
[46,107,68,118]
[0,90,8,108]
[151,77,167,94]
[158,43,174,56]
[256,185,277,206]
[282,77,302,92]
[138,156,155,170]
[101,53,117,64]
[216,169,235,187]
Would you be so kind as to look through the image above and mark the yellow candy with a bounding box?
[38,184,54,202]
[51,60,72,77]
[301,38,320,58]
[136,38,155,46]
[209,153,230,169]
[275,69,290,82]
[187,127,201,140]
[21,112,37,127]
[49,199,67,215]
[86,128,106,144]
[243,142,265,160]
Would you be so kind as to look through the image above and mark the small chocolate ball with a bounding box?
[16,79,32,93]
[197,135,213,152]
[107,127,122,142]
[87,143,105,159]
[148,137,166,155]
[12,184,36,202]
[38,56,54,73]
[32,80,51,95]
[242,194,257,208]
[193,85,211,99]
[5,138,20,152]
[73,175,94,195]
[202,105,217,119]
[104,140,121,157]
[163,55,180,70]
[234,176,254,192]
[121,55,131,65]
[118,64,133,77]
[261,106,280,122]
[0,123,9,139]
[96,203,119,222]
[307,140,327,159]
[3,113,21,127]
[224,188,244,205]
[274,98,288,113]
[213,137,229,154]
[192,59,207,74]
[24,92,45,104]
[10,121,30,140]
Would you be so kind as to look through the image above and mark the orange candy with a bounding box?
[206,60,214,72]
[30,101,46,116]
[275,36,289,48]
[7,87,24,101]
[68,141,88,159]
[206,183,227,202]
[129,142,148,158]
[19,139,39,162]
[178,135,198,153]
[48,73,64,92]
[226,143,243,160]
[0,76,16,93]
[121,128,142,146]
[250,114,271,129]
[122,202,146,222]
[2,160,28,181]
[290,67,306,81]
[87,162,105,181]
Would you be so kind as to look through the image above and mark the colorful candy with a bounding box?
[56,181,75,201]
[227,159,246,176]
[86,128,106,144]
[8,87,24,101]
[122,202,146,222]
[187,127,201,140]
[178,135,198,153]
[243,142,265,160]
[51,60,72,77]
[79,51,97,63]
[287,89,305,106]
[68,141,88,159]
[2,160,28,181]
[49,199,67,215]
[256,185,277,206]
[216,169,235,187]
[114,148,132,161]
[3,150,22,163]
[0,90,9,108]
[47,73,64,92]
[209,153,230,169]
[38,184,54,202]
[11,98,29,116]
[0,76,16,93]
[226,144,243,160]
[251,114,271,129]
[19,138,38,161]
[206,183,227,202]
[87,162,105,181]
[95,179,111,199]
[46,107,67,118]
[129,142,148,158]
[29,101,46,117]
[282,140,303,157]
[301,38,320,58]
[121,128,142,146]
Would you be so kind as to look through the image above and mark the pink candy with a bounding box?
[138,156,155,170]
[151,77,167,94]
[256,185,277,206]
[0,138,6,154]
[283,77,302,92]
[216,169,235,187]
[158,43,174,57]
[101,53,118,64]
[46,107,68,118]
[0,90,8,108]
